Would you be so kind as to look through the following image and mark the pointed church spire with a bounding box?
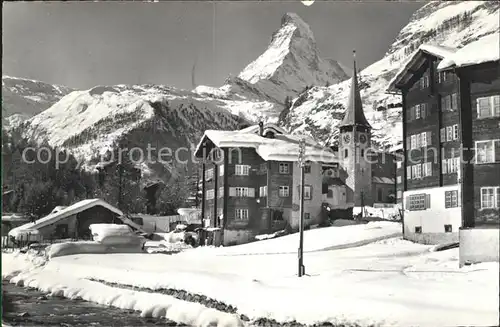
[339,50,371,130]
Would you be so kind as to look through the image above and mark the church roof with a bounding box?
[339,50,371,129]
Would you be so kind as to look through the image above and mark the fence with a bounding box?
[1,234,93,252]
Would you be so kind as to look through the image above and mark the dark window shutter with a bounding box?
[425,194,431,209]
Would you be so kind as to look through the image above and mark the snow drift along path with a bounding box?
[2,253,244,327]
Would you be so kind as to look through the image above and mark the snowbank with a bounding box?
[46,240,144,259]
[89,224,134,242]
[3,253,244,327]
[213,221,402,255]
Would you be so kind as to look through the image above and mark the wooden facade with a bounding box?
[196,126,332,245]
[390,46,500,244]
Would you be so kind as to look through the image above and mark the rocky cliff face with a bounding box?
[281,1,500,149]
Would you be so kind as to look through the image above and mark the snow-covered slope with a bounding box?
[194,12,348,121]
[18,84,246,175]
[2,75,74,118]
[282,1,500,149]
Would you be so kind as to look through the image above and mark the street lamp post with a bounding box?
[297,138,306,277]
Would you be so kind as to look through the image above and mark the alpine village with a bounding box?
[2,2,499,327]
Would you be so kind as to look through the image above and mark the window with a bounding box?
[445,190,459,208]
[415,226,422,234]
[218,186,224,198]
[360,149,364,158]
[279,163,290,174]
[327,189,333,198]
[304,165,311,174]
[304,186,312,200]
[446,126,453,142]
[259,186,267,197]
[407,166,412,180]
[235,209,249,220]
[477,95,500,118]
[476,140,500,164]
[260,163,267,173]
[420,75,429,89]
[411,164,422,179]
[415,105,421,119]
[304,213,310,220]
[411,135,417,149]
[442,157,460,174]
[397,161,402,169]
[440,128,446,143]
[437,71,449,84]
[279,186,290,197]
[422,162,432,177]
[206,189,215,200]
[397,176,402,184]
[378,188,383,201]
[235,165,250,176]
[452,124,459,141]
[344,149,348,158]
[441,93,458,111]
[219,165,224,176]
[444,224,452,233]
[205,169,214,181]
[397,190,402,199]
[480,187,500,209]
[421,132,427,147]
[235,187,249,197]
[407,193,430,211]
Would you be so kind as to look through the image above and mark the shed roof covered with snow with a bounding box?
[8,199,123,239]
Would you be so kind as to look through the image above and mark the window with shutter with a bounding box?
[476,140,497,163]
[427,131,432,146]
[452,124,459,140]
[235,165,250,176]
[440,128,446,143]
[425,194,431,209]
[218,187,224,198]
[279,186,290,197]
[411,135,417,149]
[442,159,448,174]
[477,97,492,118]
[451,93,458,111]
[446,126,453,142]
[408,194,427,210]
[229,187,236,197]
[415,104,421,119]
[421,132,427,147]
[406,137,411,149]
[493,95,500,117]
[407,166,412,180]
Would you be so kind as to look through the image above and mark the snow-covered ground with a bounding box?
[3,222,499,327]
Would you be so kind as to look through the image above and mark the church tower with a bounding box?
[339,50,373,207]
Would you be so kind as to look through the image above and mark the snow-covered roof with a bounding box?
[195,124,337,163]
[437,33,500,71]
[387,44,458,93]
[8,199,123,239]
[1,213,31,222]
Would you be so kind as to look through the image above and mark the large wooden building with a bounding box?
[194,123,338,245]
[388,35,499,264]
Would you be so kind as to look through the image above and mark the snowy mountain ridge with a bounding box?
[281,1,500,149]
[2,75,74,119]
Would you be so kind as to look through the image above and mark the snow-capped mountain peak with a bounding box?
[237,12,348,97]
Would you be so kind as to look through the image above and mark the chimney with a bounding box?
[259,121,264,136]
